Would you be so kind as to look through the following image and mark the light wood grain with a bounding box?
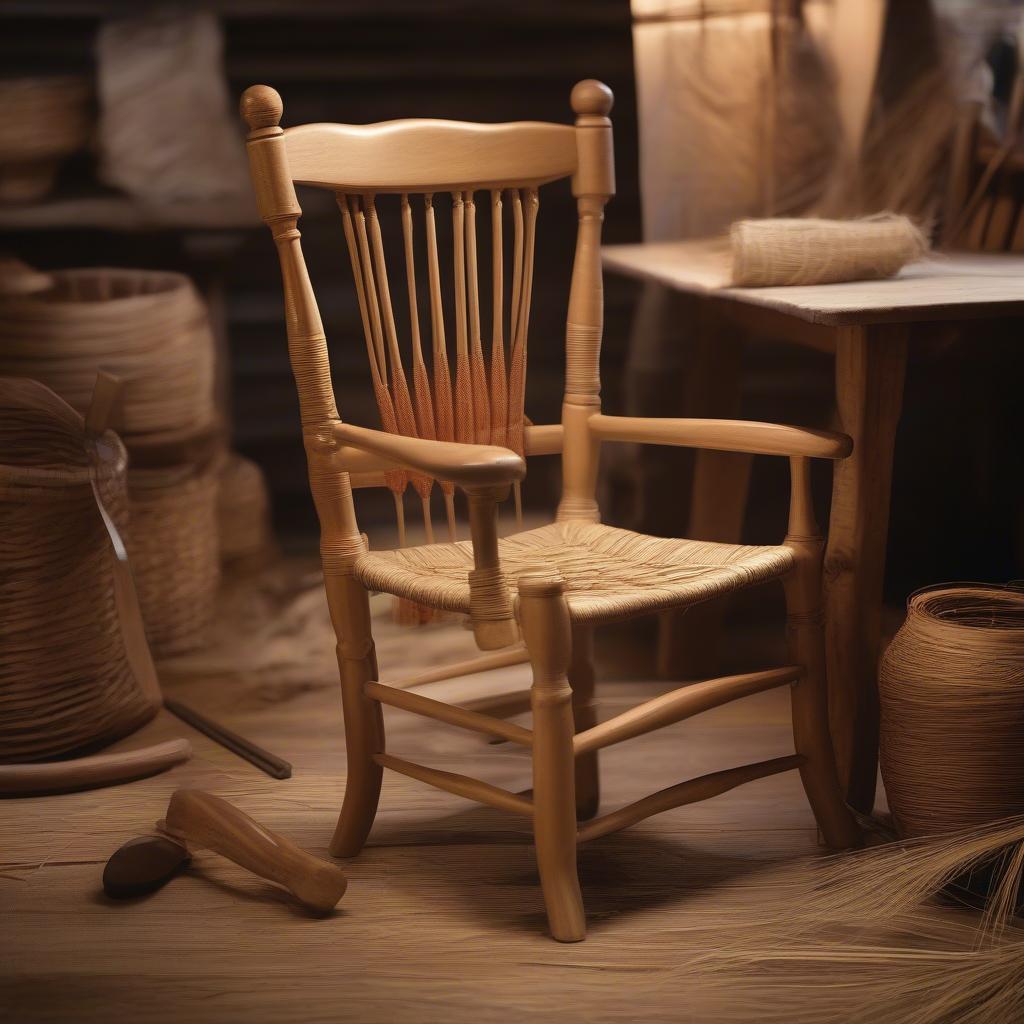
[574,667,802,757]
[590,413,851,459]
[365,681,533,748]
[374,753,533,818]
[577,754,806,844]
[0,739,192,797]
[240,80,858,942]
[284,119,578,193]
[602,240,1024,325]
[327,421,525,487]
[163,789,347,913]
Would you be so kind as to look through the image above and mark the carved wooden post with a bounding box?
[519,572,586,942]
[241,86,382,856]
[557,80,614,525]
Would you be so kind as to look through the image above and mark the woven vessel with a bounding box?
[129,460,221,658]
[880,584,1024,838]
[0,378,159,762]
[0,268,216,440]
[0,75,93,203]
[216,453,275,568]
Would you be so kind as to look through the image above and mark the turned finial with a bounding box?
[570,80,613,118]
[241,84,283,132]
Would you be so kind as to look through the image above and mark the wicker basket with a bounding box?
[880,585,1024,839]
[0,268,216,440]
[0,76,93,204]
[129,460,221,658]
[216,453,276,569]
[0,378,160,763]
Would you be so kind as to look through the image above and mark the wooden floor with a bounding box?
[3,560,855,1023]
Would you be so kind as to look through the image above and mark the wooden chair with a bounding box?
[240,79,860,942]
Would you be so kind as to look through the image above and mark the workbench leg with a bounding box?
[824,324,907,815]
[657,320,750,679]
[569,624,599,821]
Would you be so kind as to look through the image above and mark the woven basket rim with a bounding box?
[906,583,1024,632]
[0,268,199,318]
[0,377,127,490]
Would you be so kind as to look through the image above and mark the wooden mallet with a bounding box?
[103,789,347,913]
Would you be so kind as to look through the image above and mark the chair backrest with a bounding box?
[241,80,614,548]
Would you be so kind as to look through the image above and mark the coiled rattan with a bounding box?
[880,584,1024,838]
[0,378,159,762]
[216,453,275,569]
[0,76,93,203]
[0,267,223,656]
[128,460,221,659]
[0,268,215,439]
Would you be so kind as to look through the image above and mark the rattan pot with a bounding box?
[128,459,221,658]
[0,378,160,763]
[0,268,216,440]
[879,584,1024,839]
[216,453,276,569]
[0,76,93,204]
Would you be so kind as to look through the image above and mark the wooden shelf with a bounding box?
[0,192,259,233]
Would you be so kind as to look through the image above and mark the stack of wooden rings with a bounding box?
[0,268,222,657]
[0,378,160,762]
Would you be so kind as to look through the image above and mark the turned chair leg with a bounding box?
[784,559,861,850]
[327,574,386,858]
[519,574,586,943]
[570,624,600,821]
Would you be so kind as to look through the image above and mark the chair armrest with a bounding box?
[589,414,852,460]
[328,422,526,486]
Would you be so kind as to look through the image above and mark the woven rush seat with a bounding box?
[355,520,794,624]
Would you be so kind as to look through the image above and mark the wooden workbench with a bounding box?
[603,242,1024,814]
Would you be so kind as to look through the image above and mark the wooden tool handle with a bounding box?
[0,739,192,797]
[164,789,347,912]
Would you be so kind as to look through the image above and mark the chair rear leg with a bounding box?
[327,574,386,858]
[519,574,586,942]
[784,557,861,850]
[570,624,600,821]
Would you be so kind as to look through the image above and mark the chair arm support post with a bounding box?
[465,484,519,650]
[786,455,818,540]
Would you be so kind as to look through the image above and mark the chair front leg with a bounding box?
[519,573,586,943]
[570,624,600,821]
[327,573,386,858]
